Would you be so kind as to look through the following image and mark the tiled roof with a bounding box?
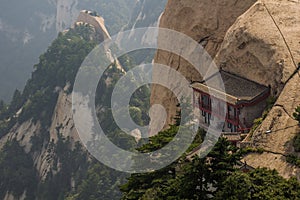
[191,70,269,105]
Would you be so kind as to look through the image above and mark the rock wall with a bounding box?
[215,0,300,96]
[49,88,80,144]
[244,60,300,179]
[0,89,80,181]
[151,0,300,178]
[215,0,300,178]
[0,120,40,153]
[151,0,257,129]
[36,89,81,180]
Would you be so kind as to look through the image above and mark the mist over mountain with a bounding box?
[0,1,168,198]
[0,0,166,102]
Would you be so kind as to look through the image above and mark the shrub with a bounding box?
[293,134,300,152]
[293,105,300,123]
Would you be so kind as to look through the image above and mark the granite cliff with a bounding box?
[151,0,257,128]
[215,0,300,179]
[151,0,300,178]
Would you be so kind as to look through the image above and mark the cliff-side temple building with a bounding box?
[191,70,270,143]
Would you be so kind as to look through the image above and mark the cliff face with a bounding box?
[244,72,300,179]
[0,89,78,182]
[152,0,300,177]
[216,0,300,179]
[125,0,167,30]
[151,0,257,128]
[158,0,257,57]
[215,0,300,96]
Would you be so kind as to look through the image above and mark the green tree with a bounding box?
[208,137,240,190]
[293,105,300,123]
[8,89,23,114]
[293,134,300,152]
[0,140,37,199]
[66,162,128,200]
[215,168,300,200]
[120,128,240,200]
[0,100,8,119]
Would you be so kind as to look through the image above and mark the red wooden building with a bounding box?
[191,70,270,134]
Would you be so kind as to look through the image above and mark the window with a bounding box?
[228,122,232,129]
[202,95,210,109]
[227,105,235,119]
[234,108,236,117]
[228,105,232,112]
[233,126,238,132]
[204,112,211,125]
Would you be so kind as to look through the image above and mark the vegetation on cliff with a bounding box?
[0,22,151,199]
[0,25,97,199]
[120,128,300,200]
[293,106,300,124]
[0,140,37,200]
[0,25,96,138]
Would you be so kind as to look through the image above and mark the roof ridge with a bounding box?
[220,70,269,89]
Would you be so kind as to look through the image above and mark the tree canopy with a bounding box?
[120,126,300,200]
